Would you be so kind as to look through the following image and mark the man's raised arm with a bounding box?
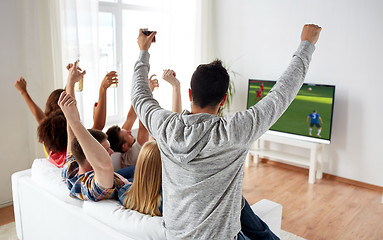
[231,24,322,144]
[64,61,86,154]
[59,91,114,189]
[131,29,174,138]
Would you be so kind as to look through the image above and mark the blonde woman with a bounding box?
[117,69,180,216]
[118,140,162,216]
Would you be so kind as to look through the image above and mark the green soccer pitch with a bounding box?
[247,81,335,140]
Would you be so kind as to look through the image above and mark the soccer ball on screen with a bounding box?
[308,87,312,91]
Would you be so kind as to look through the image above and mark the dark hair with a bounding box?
[106,125,124,152]
[71,129,107,166]
[37,110,67,153]
[45,89,65,116]
[190,59,230,108]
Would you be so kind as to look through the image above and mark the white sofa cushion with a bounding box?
[251,199,282,237]
[83,200,166,240]
[31,158,83,207]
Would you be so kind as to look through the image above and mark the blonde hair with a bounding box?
[122,141,162,216]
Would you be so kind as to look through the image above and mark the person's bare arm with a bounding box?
[121,74,159,132]
[135,74,158,145]
[15,77,46,124]
[92,71,118,130]
[319,116,323,124]
[162,69,182,113]
[59,91,114,188]
[65,61,86,154]
[306,116,310,124]
[136,120,149,146]
[121,105,137,131]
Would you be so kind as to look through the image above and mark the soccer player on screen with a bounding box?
[260,83,264,94]
[255,88,262,102]
[307,109,323,137]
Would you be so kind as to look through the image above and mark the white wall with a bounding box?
[0,0,59,205]
[213,0,383,187]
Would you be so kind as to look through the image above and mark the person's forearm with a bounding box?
[66,120,74,154]
[20,91,46,124]
[122,105,137,130]
[68,120,114,188]
[92,88,107,130]
[65,75,79,153]
[137,120,149,146]
[172,83,182,113]
[131,51,154,113]
[65,81,76,99]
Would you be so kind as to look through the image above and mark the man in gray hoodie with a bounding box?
[131,24,321,239]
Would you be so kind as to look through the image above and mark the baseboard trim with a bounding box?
[0,201,13,208]
[259,158,383,192]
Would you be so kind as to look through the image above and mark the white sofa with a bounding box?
[11,159,282,240]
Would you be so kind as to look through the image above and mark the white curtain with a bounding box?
[60,0,99,128]
[22,0,64,159]
[195,0,216,64]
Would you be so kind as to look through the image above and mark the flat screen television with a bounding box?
[247,79,335,144]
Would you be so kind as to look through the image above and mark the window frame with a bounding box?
[98,0,161,128]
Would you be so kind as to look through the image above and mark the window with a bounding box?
[61,0,198,129]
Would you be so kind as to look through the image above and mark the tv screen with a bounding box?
[247,79,335,144]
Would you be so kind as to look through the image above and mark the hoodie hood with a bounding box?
[159,110,222,164]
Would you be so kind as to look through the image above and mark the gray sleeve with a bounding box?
[227,41,316,145]
[131,50,173,138]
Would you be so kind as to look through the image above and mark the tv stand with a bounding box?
[246,134,324,184]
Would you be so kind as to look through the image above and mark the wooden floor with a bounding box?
[0,205,14,226]
[1,161,382,240]
[243,160,383,240]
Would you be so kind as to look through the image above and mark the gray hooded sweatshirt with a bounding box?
[131,41,315,240]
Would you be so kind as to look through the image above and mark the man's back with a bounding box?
[155,112,250,239]
[131,25,320,239]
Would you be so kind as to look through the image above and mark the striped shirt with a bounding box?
[62,154,125,201]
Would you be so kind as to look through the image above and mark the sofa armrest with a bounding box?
[251,199,282,237]
[12,169,31,240]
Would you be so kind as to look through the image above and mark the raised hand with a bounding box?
[162,69,180,87]
[137,29,156,51]
[58,91,80,124]
[149,74,159,92]
[101,71,118,90]
[67,60,86,85]
[14,77,27,94]
[162,69,181,113]
[301,24,322,45]
[66,63,82,72]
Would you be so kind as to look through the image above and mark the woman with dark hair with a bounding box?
[37,109,68,167]
[45,89,65,117]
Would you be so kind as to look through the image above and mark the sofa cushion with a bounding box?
[31,158,83,207]
[83,200,166,240]
[251,199,282,237]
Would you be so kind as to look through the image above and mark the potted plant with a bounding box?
[218,65,238,117]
